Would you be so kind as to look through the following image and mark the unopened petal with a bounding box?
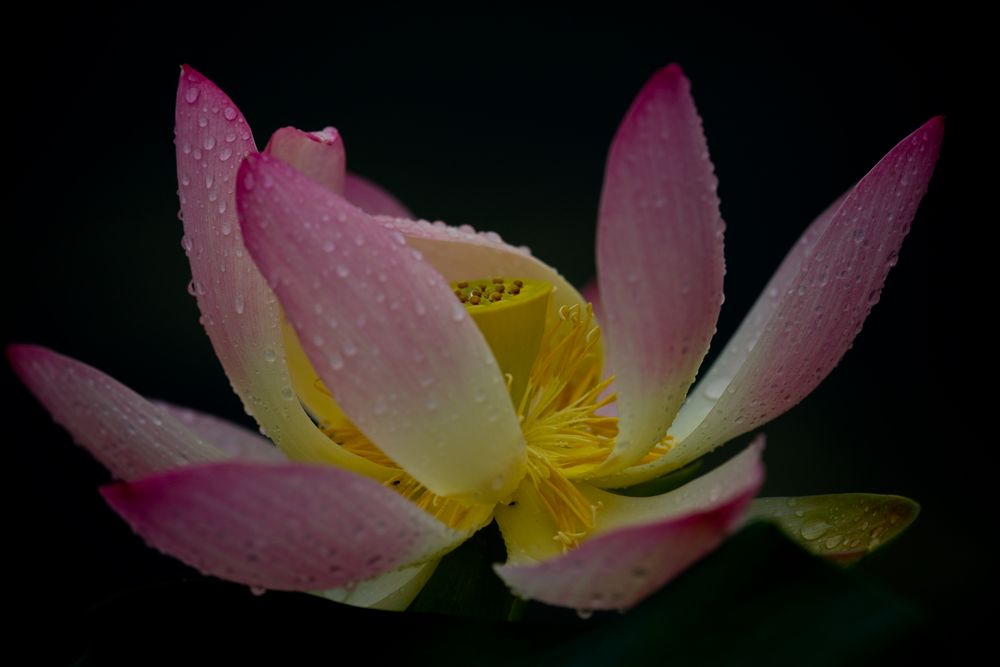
[345,173,414,217]
[102,461,465,591]
[265,126,346,194]
[591,65,725,478]
[237,154,526,502]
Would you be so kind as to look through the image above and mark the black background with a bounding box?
[4,3,979,662]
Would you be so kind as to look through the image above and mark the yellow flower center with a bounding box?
[282,276,671,549]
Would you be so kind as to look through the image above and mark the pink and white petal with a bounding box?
[237,154,526,503]
[591,64,726,478]
[176,67,388,478]
[8,345,221,480]
[666,192,848,443]
[345,172,414,218]
[602,117,944,487]
[102,461,465,591]
[495,440,763,610]
[376,216,589,316]
[152,400,285,463]
[265,127,346,195]
[316,559,439,611]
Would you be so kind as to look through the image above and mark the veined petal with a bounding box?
[8,345,220,480]
[316,560,439,611]
[376,216,588,316]
[600,117,944,487]
[265,127,346,194]
[176,67,389,479]
[236,154,526,503]
[345,173,414,217]
[591,64,725,478]
[152,401,285,463]
[101,461,465,591]
[495,440,764,610]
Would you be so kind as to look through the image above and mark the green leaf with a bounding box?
[747,494,920,564]
[73,524,918,666]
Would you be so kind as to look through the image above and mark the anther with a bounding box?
[492,277,504,284]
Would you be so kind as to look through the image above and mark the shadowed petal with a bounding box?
[345,173,414,217]
[316,560,439,611]
[600,117,943,487]
[175,67,389,479]
[153,401,285,463]
[8,345,220,480]
[495,440,763,610]
[592,64,726,478]
[265,127,346,194]
[237,153,526,503]
[102,461,465,591]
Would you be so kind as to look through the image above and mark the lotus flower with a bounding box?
[9,64,941,613]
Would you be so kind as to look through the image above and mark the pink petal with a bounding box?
[152,401,286,463]
[236,154,526,503]
[646,117,944,477]
[101,461,464,591]
[265,127,346,195]
[176,67,387,477]
[592,64,726,477]
[375,216,588,315]
[344,172,414,217]
[496,440,764,610]
[8,345,220,480]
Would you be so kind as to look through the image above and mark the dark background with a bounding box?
[4,3,978,662]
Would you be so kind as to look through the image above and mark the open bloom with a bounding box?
[10,65,940,612]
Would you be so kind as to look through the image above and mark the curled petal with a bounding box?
[153,401,285,463]
[496,440,763,610]
[176,67,388,478]
[345,173,414,217]
[102,461,465,591]
[600,117,943,488]
[8,345,220,480]
[236,153,526,502]
[265,127,346,194]
[592,64,725,478]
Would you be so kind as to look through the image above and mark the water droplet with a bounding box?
[576,609,594,620]
[203,136,216,151]
[329,353,345,370]
[323,240,336,253]
[223,106,238,121]
[234,294,245,314]
[280,386,295,401]
[336,265,350,278]
[799,520,830,540]
[824,535,843,550]
[219,146,233,161]
[451,302,466,322]
[702,378,730,401]
[353,234,365,247]
[852,228,865,244]
[263,348,277,363]
[181,235,194,252]
[184,87,200,104]
[250,586,267,596]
